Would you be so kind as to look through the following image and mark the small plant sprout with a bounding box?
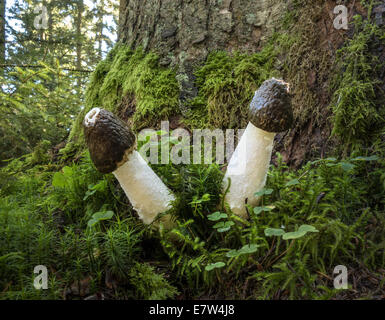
[223,78,293,218]
[83,108,175,227]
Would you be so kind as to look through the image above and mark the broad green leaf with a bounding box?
[62,166,73,177]
[213,221,234,232]
[254,188,273,197]
[90,180,108,192]
[298,224,319,233]
[190,193,211,205]
[207,212,228,221]
[87,218,99,228]
[351,155,379,162]
[226,244,259,258]
[201,194,211,201]
[205,262,225,271]
[226,250,239,258]
[254,206,276,215]
[282,230,307,240]
[282,224,319,240]
[92,211,114,221]
[239,244,259,254]
[339,162,356,172]
[52,172,66,188]
[83,189,97,201]
[326,163,337,167]
[286,179,300,187]
[265,228,285,237]
[253,207,263,215]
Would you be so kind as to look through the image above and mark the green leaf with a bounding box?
[254,188,274,197]
[207,212,228,221]
[87,218,99,228]
[87,211,114,228]
[264,228,285,237]
[282,230,307,240]
[226,244,259,258]
[226,250,239,258]
[92,211,114,221]
[239,244,259,254]
[83,181,108,200]
[326,163,337,167]
[91,180,108,192]
[351,155,379,161]
[213,221,235,232]
[298,224,319,233]
[205,262,226,271]
[254,206,276,215]
[282,224,319,240]
[201,193,211,201]
[190,193,211,205]
[285,179,300,187]
[83,189,97,201]
[52,172,66,188]
[62,166,73,177]
[339,162,356,172]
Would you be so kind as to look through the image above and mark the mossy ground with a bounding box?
[1,145,384,299]
[1,0,385,300]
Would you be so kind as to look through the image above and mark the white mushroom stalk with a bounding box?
[83,108,175,227]
[223,78,293,219]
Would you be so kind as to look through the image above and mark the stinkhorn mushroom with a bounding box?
[83,108,175,227]
[223,78,293,219]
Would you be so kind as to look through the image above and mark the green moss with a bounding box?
[157,153,385,298]
[279,2,332,129]
[330,14,385,150]
[68,45,180,151]
[184,44,279,129]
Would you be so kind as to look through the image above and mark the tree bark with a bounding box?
[117,0,381,166]
[118,0,283,115]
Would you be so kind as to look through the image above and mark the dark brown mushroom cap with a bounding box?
[83,108,136,174]
[248,78,293,133]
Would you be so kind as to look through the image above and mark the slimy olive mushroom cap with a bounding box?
[83,108,136,174]
[249,78,293,133]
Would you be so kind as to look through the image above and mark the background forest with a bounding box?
[0,0,385,300]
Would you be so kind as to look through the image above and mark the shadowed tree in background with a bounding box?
[0,0,5,73]
[0,0,118,162]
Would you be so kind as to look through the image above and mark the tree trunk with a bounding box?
[117,0,383,166]
[97,0,104,60]
[119,0,282,114]
[0,0,6,68]
[76,0,84,88]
